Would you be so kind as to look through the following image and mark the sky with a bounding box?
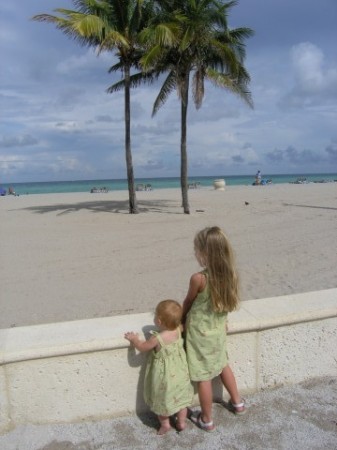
[1,0,337,183]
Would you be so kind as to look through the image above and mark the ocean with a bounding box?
[1,173,337,196]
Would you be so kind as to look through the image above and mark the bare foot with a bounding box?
[157,424,172,435]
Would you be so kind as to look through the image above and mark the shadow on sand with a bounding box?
[283,202,337,211]
[17,199,181,216]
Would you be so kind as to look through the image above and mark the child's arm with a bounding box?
[182,272,204,323]
[124,331,158,352]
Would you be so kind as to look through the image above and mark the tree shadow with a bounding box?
[38,440,93,450]
[15,199,182,216]
[283,202,337,211]
[125,324,159,432]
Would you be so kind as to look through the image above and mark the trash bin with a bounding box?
[213,179,226,191]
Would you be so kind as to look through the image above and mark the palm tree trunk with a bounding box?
[124,64,138,214]
[180,73,190,214]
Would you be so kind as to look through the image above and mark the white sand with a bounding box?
[1,183,336,328]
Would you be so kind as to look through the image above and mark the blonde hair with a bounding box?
[155,300,182,330]
[194,226,239,313]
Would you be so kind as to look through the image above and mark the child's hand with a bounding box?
[124,332,158,352]
[124,331,139,344]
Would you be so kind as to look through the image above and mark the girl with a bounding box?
[125,300,194,435]
[182,226,246,432]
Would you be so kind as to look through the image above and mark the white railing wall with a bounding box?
[0,289,336,433]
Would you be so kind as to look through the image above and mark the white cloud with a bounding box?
[51,156,93,174]
[292,42,325,91]
[281,42,337,108]
[55,121,82,132]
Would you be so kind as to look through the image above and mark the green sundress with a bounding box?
[186,271,228,381]
[144,328,194,417]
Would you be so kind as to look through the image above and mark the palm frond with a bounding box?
[192,68,205,109]
[106,69,161,93]
[72,0,111,16]
[140,44,164,70]
[99,30,130,52]
[152,71,177,116]
[206,67,253,108]
[106,79,125,94]
[108,61,124,73]
[129,69,162,88]
[32,11,107,45]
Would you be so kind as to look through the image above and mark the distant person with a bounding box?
[255,170,262,185]
[182,226,246,432]
[124,300,193,435]
[8,186,17,196]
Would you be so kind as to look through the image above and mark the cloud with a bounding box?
[325,142,337,162]
[56,49,111,76]
[0,151,96,180]
[266,145,322,164]
[51,156,93,175]
[0,134,38,148]
[139,159,165,171]
[232,155,245,163]
[280,42,337,108]
[292,43,325,90]
[55,121,82,132]
[55,87,85,107]
[96,115,113,123]
[265,149,284,163]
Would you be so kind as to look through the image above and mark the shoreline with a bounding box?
[1,172,337,196]
[1,183,337,329]
[1,179,337,197]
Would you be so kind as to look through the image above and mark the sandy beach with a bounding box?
[1,183,336,329]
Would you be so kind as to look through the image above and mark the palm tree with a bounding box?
[141,0,254,214]
[33,0,154,214]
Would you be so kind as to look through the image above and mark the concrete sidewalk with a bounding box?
[1,376,336,450]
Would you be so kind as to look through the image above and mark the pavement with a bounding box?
[0,376,336,450]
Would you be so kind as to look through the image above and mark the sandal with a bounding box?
[228,399,247,415]
[191,412,216,432]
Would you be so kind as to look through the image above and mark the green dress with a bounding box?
[186,271,228,382]
[144,328,194,416]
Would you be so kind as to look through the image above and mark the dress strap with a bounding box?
[149,330,158,336]
[199,270,208,292]
[152,330,165,348]
[150,329,180,348]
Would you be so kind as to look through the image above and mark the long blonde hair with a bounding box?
[194,226,239,313]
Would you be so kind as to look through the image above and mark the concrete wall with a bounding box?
[0,289,336,434]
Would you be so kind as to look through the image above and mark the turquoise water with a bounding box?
[1,173,337,195]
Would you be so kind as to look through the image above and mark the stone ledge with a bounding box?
[230,288,337,333]
[0,289,336,432]
[0,289,336,364]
